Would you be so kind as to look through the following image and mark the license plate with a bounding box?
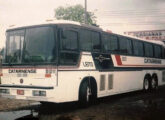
[17,90,24,95]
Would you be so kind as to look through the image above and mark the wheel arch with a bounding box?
[144,73,152,81]
[78,76,98,98]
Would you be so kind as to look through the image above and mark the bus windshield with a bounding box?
[5,26,56,65]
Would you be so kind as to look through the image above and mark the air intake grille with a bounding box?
[108,74,113,90]
[100,75,105,91]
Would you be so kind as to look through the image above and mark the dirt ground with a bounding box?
[0,87,165,120]
[37,87,165,120]
[0,97,34,111]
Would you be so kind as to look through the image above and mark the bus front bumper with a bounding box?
[0,86,55,102]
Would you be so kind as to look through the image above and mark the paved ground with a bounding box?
[38,87,165,120]
[1,87,165,120]
[0,97,34,111]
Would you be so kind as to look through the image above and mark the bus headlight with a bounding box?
[0,89,10,94]
[32,90,46,96]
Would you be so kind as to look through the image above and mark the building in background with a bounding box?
[124,30,165,42]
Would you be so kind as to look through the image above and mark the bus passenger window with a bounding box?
[133,40,144,56]
[119,37,132,55]
[154,45,162,58]
[102,34,118,53]
[80,29,92,51]
[163,48,165,59]
[61,30,78,50]
[92,32,101,52]
[144,43,153,57]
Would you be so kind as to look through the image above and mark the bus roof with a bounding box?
[7,19,165,47]
[123,34,165,46]
[104,31,165,46]
[7,19,102,31]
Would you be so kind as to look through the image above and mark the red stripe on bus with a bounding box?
[114,55,165,67]
[115,55,122,65]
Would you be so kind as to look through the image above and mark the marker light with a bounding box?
[17,90,24,95]
[45,74,51,78]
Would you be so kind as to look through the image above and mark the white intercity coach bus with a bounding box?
[0,20,165,105]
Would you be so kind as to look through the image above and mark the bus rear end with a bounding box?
[0,25,58,102]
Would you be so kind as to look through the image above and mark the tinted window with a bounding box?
[61,30,78,50]
[154,45,162,58]
[163,48,165,59]
[133,40,144,56]
[144,43,153,57]
[119,37,132,55]
[91,32,100,52]
[59,52,79,65]
[23,27,55,63]
[80,29,92,51]
[6,30,24,63]
[102,34,118,52]
[60,29,79,65]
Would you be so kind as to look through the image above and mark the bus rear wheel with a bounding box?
[151,76,158,90]
[79,80,96,107]
[143,78,151,91]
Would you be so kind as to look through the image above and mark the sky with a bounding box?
[0,0,165,48]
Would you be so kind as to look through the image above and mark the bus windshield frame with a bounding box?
[4,25,57,66]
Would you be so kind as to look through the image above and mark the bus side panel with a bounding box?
[94,71,144,97]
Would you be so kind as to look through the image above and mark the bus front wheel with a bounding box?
[79,80,97,107]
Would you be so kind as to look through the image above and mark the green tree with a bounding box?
[0,48,4,56]
[55,4,97,25]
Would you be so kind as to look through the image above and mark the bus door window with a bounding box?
[60,29,79,65]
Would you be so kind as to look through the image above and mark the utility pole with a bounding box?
[84,0,87,24]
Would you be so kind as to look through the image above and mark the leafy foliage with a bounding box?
[0,48,4,56]
[55,4,97,25]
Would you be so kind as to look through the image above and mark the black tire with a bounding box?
[40,101,52,106]
[79,80,97,107]
[143,77,151,92]
[151,76,158,91]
